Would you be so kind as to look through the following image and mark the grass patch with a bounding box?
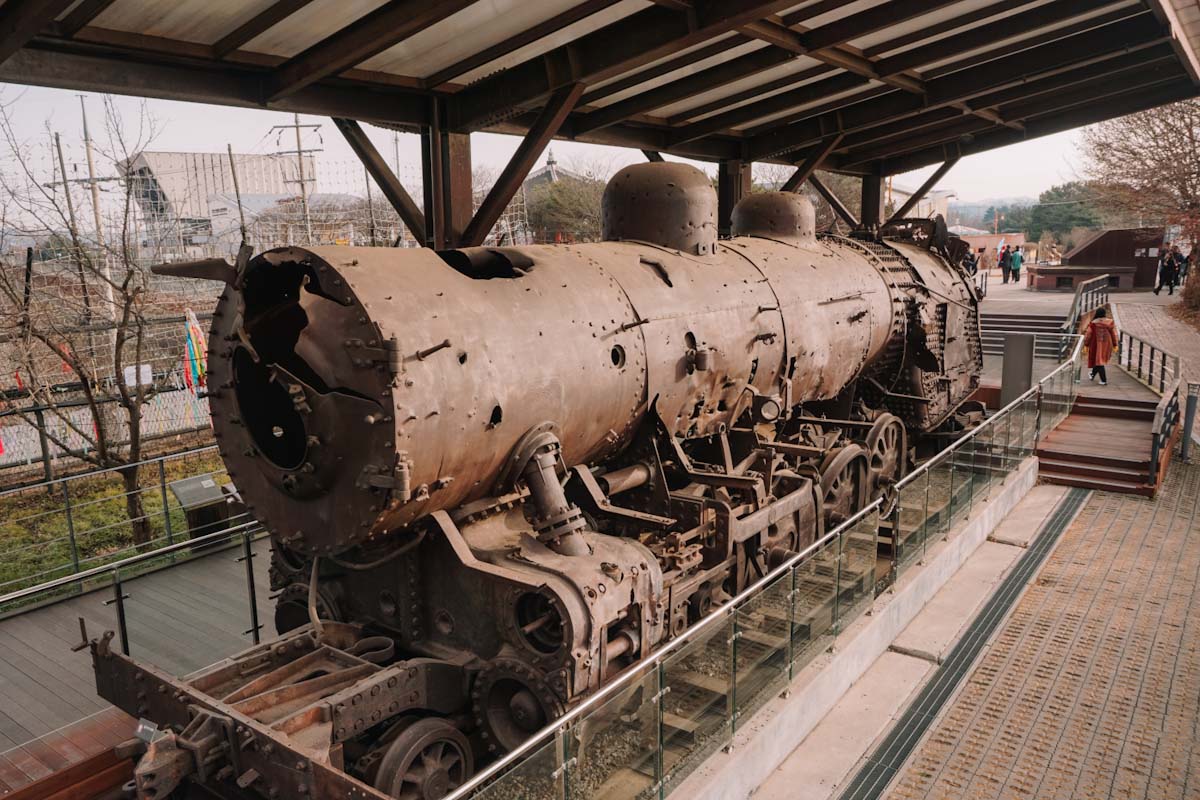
[0,449,230,594]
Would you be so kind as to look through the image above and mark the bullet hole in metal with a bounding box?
[490,405,503,426]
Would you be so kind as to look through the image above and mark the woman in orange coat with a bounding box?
[1085,308,1118,385]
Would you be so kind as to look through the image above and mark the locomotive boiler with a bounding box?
[90,163,982,800]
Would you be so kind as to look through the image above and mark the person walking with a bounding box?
[1155,247,1178,295]
[1009,245,1023,285]
[1084,307,1118,385]
[999,245,1011,284]
[1155,247,1180,295]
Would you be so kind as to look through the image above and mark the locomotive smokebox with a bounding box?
[602,162,717,254]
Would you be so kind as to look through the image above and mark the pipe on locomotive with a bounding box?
[160,162,929,559]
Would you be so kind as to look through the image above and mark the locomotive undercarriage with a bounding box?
[89,168,984,800]
[95,395,937,800]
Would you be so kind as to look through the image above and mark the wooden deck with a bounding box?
[0,537,272,794]
[1037,366,1164,496]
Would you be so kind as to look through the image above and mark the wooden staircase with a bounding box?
[979,311,1068,357]
[1036,393,1159,497]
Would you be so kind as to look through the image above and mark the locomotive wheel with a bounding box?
[374,718,473,800]
[820,445,867,528]
[864,414,906,494]
[472,659,564,755]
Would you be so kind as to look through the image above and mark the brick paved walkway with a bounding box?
[1115,299,1200,387]
[885,458,1200,800]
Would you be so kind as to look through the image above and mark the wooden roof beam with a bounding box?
[0,0,76,65]
[876,0,1124,77]
[426,0,621,88]
[781,134,843,192]
[212,0,318,59]
[450,0,799,131]
[332,117,426,244]
[268,0,479,102]
[577,0,949,138]
[57,0,119,38]
[874,79,1197,175]
[840,62,1187,168]
[745,13,1168,160]
[461,82,583,247]
[808,173,858,228]
[886,158,958,222]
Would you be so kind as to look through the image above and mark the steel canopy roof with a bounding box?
[1,0,1197,174]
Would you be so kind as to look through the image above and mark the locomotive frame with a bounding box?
[89,164,982,800]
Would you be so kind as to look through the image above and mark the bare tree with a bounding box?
[0,98,165,546]
[1082,99,1200,250]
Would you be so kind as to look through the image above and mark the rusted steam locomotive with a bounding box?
[90,163,982,800]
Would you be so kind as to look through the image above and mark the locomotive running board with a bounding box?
[88,623,461,799]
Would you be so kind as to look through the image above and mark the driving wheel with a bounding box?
[864,414,907,494]
[374,718,473,800]
[820,444,868,528]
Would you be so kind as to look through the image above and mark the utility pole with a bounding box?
[270,114,321,244]
[53,132,99,361]
[78,96,116,314]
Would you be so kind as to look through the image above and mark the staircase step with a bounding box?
[1075,394,1159,411]
[1038,469,1154,496]
[1036,446,1151,471]
[1037,458,1150,483]
[1069,402,1156,421]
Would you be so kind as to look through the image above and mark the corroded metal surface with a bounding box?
[108,166,982,799]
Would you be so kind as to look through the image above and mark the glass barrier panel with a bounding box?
[923,453,954,540]
[894,472,927,574]
[1014,396,1035,459]
[791,535,839,671]
[838,507,880,623]
[999,405,1016,477]
[733,572,792,727]
[971,422,996,504]
[659,615,733,797]
[947,442,973,530]
[475,735,566,800]
[567,664,660,800]
[123,532,271,673]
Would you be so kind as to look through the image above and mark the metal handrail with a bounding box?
[0,443,220,499]
[447,333,1084,800]
[0,335,1087,800]
[443,498,884,800]
[0,519,261,607]
[1063,274,1110,333]
[1117,329,1181,394]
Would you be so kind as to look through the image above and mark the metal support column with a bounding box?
[860,169,884,230]
[717,159,752,238]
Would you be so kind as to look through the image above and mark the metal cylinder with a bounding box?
[598,463,652,496]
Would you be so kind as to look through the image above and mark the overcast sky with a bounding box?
[1,85,1086,205]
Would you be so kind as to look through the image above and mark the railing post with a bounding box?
[239,530,262,644]
[1138,340,1145,380]
[1159,350,1166,393]
[158,458,174,550]
[786,565,796,680]
[1034,385,1045,448]
[1183,383,1199,463]
[105,569,130,656]
[62,482,80,576]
